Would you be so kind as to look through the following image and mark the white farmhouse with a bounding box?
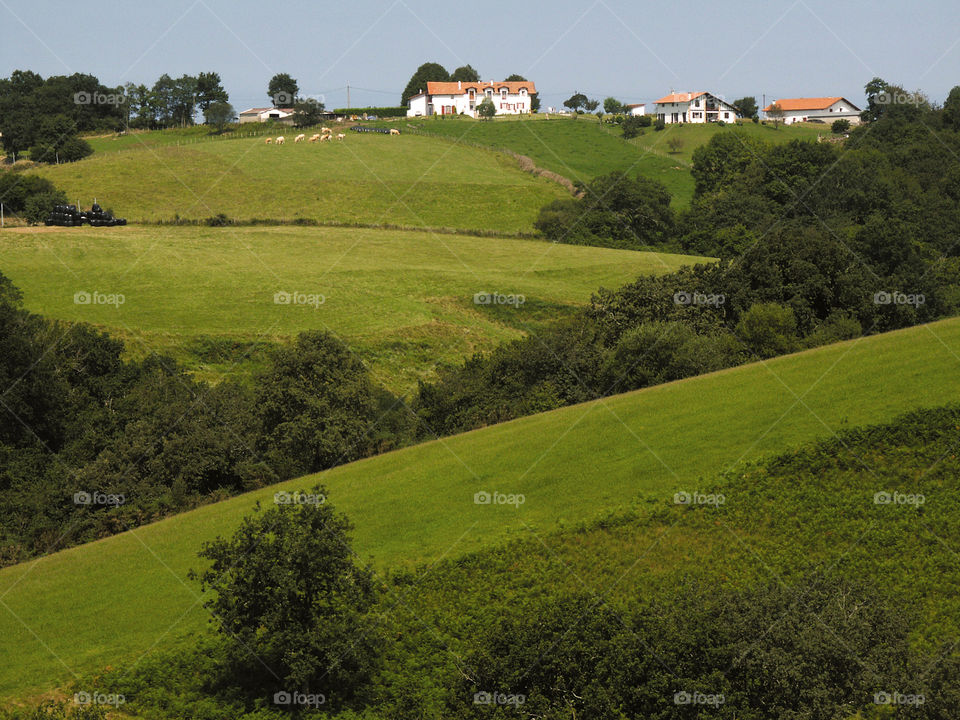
[624,103,646,116]
[762,97,862,125]
[407,80,537,118]
[238,107,295,125]
[652,92,740,124]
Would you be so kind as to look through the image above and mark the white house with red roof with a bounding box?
[652,91,740,124]
[238,107,295,125]
[762,97,862,125]
[406,80,537,118]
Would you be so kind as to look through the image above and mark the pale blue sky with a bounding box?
[3,0,958,111]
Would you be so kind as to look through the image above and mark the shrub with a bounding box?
[735,302,799,358]
[23,190,67,224]
[193,487,380,705]
[654,118,666,131]
[832,118,852,133]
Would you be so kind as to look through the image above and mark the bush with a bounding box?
[621,115,650,138]
[23,190,67,224]
[654,118,666,131]
[193,487,380,705]
[832,118,852,133]
[735,302,799,358]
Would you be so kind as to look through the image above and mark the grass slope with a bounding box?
[404,115,824,206]
[0,225,701,392]
[32,131,567,232]
[3,315,960,698]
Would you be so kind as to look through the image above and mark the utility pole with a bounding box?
[347,82,350,109]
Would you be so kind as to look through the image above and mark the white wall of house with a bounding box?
[777,101,862,125]
[655,94,738,124]
[407,85,533,118]
[627,104,646,116]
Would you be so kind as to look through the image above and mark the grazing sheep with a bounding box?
[276,136,285,145]
[319,134,331,142]
[389,128,400,135]
[336,133,345,141]
[294,134,306,143]
[321,127,331,135]
[308,134,321,142]
[265,137,272,144]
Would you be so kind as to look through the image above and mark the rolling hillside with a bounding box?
[403,115,825,205]
[0,225,704,391]
[3,315,960,699]
[30,130,567,232]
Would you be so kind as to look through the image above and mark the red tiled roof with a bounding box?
[763,97,853,112]
[240,107,295,114]
[653,91,706,104]
[419,80,537,96]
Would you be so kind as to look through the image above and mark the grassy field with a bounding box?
[3,315,960,699]
[404,115,825,205]
[31,130,567,233]
[0,225,702,392]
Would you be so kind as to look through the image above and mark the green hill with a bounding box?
[0,225,703,391]
[30,130,567,232]
[3,315,960,700]
[403,115,824,205]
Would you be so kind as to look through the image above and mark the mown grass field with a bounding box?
[0,225,702,392]
[403,115,825,205]
[31,130,567,232]
[3,316,960,699]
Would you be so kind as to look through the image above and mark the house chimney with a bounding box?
[458,80,462,90]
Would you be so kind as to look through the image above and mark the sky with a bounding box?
[2,0,959,112]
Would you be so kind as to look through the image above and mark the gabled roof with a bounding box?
[624,103,645,108]
[653,91,707,104]
[763,97,860,112]
[413,80,537,98]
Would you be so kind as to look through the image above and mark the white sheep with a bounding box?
[308,134,321,142]
[319,134,331,142]
[294,134,306,143]
[276,136,285,145]
[389,128,400,135]
[265,137,272,144]
[321,127,331,135]
[336,133,345,141]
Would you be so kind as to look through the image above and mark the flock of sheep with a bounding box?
[265,127,401,145]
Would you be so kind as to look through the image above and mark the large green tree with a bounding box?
[268,72,299,106]
[732,95,758,118]
[401,62,449,106]
[450,64,479,82]
[193,488,380,702]
[195,71,228,111]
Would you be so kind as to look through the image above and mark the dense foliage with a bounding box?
[192,487,380,709]
[0,276,409,565]
[415,83,960,436]
[85,404,960,719]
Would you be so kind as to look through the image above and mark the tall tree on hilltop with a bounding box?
[401,62,449,106]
